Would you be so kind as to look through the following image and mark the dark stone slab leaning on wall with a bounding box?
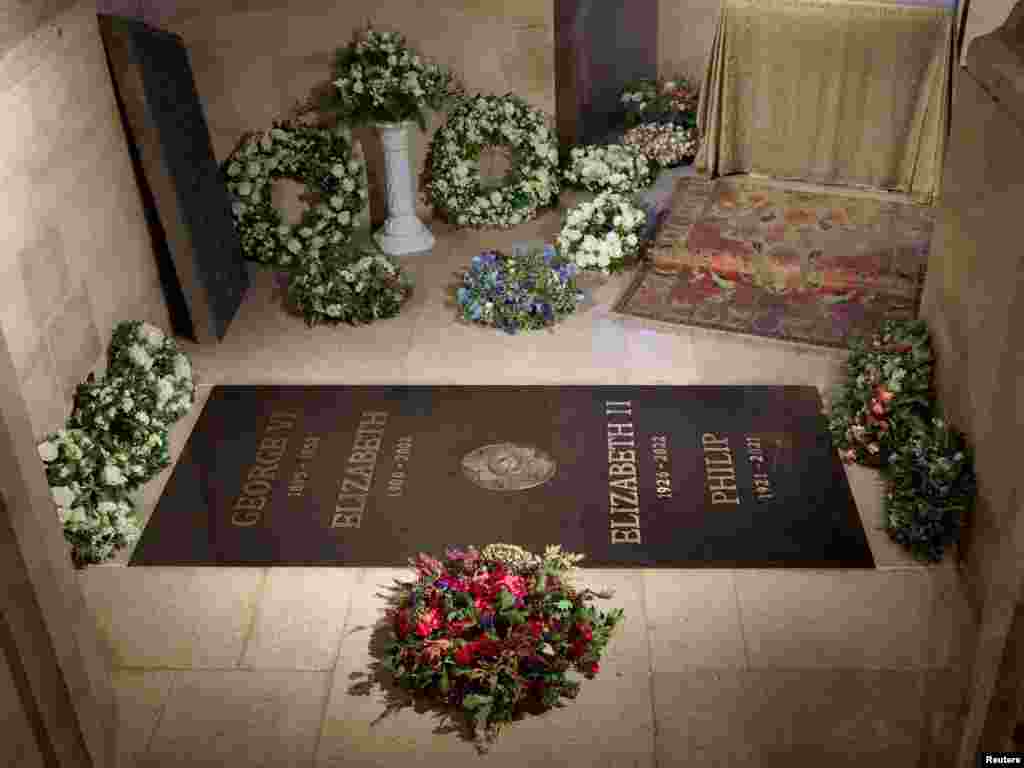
[555,0,659,151]
[98,15,249,343]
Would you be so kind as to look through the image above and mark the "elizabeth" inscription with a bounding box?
[331,411,388,530]
[606,400,642,545]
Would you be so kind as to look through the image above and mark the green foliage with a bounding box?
[828,318,934,466]
[827,319,976,562]
[885,417,975,562]
[619,75,699,130]
[286,243,413,327]
[38,321,195,567]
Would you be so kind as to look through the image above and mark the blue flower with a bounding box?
[471,255,482,268]
[480,613,496,629]
[543,244,556,263]
[470,302,483,320]
[456,287,469,304]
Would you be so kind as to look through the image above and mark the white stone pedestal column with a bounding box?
[373,122,435,255]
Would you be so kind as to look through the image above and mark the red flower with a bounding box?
[495,574,528,599]
[415,607,442,638]
[871,399,886,417]
[576,623,593,642]
[588,662,601,676]
[454,644,475,666]
[569,640,587,659]
[528,618,545,638]
[474,596,492,614]
[877,387,895,403]
[394,609,412,639]
[475,638,501,659]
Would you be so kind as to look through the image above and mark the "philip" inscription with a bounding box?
[702,433,740,505]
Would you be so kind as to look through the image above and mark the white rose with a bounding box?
[247,161,262,177]
[62,506,87,525]
[38,441,59,462]
[331,163,346,178]
[128,345,153,371]
[338,210,351,225]
[156,378,175,407]
[97,500,118,514]
[237,181,252,197]
[287,239,302,253]
[348,159,361,173]
[490,191,502,205]
[103,465,126,486]
[330,195,345,209]
[342,178,355,192]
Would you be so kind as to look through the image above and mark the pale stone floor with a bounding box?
[78,186,976,767]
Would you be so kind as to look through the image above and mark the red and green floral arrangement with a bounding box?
[383,544,623,747]
[828,319,976,561]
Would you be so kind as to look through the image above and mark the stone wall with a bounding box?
[919,41,1024,760]
[0,0,169,440]
[658,0,720,85]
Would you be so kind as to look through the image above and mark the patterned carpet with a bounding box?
[617,176,934,349]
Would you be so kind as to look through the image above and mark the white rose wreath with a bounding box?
[424,93,560,229]
[223,121,367,268]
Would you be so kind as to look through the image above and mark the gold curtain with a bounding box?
[694,0,956,203]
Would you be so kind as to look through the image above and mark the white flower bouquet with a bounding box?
[107,320,194,424]
[37,429,140,567]
[324,27,460,130]
[557,192,647,274]
[562,144,653,195]
[68,373,171,488]
[287,244,413,327]
[38,320,196,567]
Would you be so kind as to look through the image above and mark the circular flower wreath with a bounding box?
[223,122,368,268]
[424,94,560,229]
[562,143,653,195]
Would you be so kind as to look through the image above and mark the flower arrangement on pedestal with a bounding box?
[621,122,698,168]
[455,244,584,334]
[385,544,623,749]
[323,27,460,131]
[424,93,560,229]
[37,321,195,567]
[222,122,367,269]
[620,75,699,130]
[318,27,462,255]
[562,144,653,195]
[557,192,647,275]
[287,244,413,327]
[827,319,975,562]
